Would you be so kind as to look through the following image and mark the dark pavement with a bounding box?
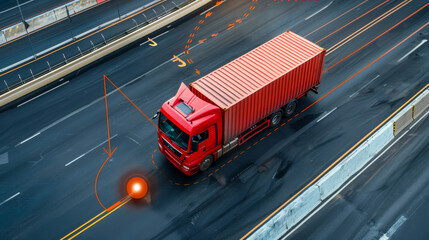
[288,110,429,240]
[0,0,71,29]
[0,0,180,89]
[0,0,428,239]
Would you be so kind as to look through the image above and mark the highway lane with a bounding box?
[0,0,187,94]
[287,110,429,240]
[1,0,429,239]
[0,0,173,77]
[0,0,69,29]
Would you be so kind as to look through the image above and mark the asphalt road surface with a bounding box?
[288,110,429,240]
[0,0,188,94]
[0,0,168,72]
[0,0,429,239]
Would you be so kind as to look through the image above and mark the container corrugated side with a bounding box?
[190,31,325,144]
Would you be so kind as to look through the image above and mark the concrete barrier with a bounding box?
[67,0,98,15]
[2,22,27,41]
[317,123,393,200]
[392,88,429,135]
[248,186,321,240]
[0,0,212,107]
[27,10,58,32]
[0,0,104,44]
[284,185,321,229]
[247,85,429,240]
[54,6,69,21]
[414,88,429,118]
[393,108,413,136]
[0,32,6,44]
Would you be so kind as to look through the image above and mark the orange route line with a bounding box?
[325,0,412,55]
[104,75,157,128]
[242,80,429,240]
[324,2,429,73]
[158,0,413,188]
[67,197,132,240]
[160,0,414,186]
[183,1,259,75]
[94,147,117,210]
[155,13,429,190]
[316,0,391,44]
[103,75,112,153]
[106,200,122,212]
[303,21,429,113]
[304,0,369,38]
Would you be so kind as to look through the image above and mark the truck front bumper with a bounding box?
[158,141,198,176]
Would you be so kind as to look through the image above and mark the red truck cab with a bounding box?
[156,31,325,176]
[157,83,222,175]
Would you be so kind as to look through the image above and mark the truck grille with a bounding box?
[162,137,182,158]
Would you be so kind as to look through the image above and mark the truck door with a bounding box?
[192,125,216,160]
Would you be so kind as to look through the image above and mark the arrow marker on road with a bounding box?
[148,37,157,46]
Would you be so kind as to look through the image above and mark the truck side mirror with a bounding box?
[152,110,160,119]
[191,139,199,152]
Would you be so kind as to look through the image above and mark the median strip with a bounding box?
[0,0,212,107]
[243,85,429,240]
[242,20,429,240]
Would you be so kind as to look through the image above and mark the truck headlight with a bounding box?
[158,142,162,150]
[182,165,189,171]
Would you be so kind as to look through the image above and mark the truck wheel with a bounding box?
[270,110,282,128]
[199,155,214,171]
[284,99,298,117]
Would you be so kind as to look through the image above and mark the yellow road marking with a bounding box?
[67,198,131,240]
[60,210,107,240]
[241,81,429,239]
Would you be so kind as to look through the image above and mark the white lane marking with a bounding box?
[177,41,204,57]
[0,192,20,207]
[379,215,407,240]
[0,152,8,165]
[305,1,333,20]
[281,128,410,240]
[349,75,380,98]
[75,18,119,39]
[139,30,172,46]
[15,132,41,147]
[397,39,427,62]
[0,0,34,14]
[31,42,206,135]
[409,109,429,129]
[17,81,69,107]
[317,107,337,123]
[35,39,73,57]
[126,136,141,146]
[65,134,118,166]
[200,4,218,15]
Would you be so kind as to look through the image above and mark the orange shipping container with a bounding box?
[190,31,325,144]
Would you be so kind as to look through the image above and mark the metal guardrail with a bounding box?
[0,0,211,107]
[0,0,192,95]
[0,0,100,44]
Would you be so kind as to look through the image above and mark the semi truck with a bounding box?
[155,31,325,176]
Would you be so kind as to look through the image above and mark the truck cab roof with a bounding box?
[161,83,220,134]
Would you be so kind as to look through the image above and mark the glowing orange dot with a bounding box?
[126,177,148,199]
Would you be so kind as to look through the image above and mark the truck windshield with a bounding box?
[159,112,190,150]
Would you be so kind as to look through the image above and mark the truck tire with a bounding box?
[199,155,214,171]
[270,110,282,128]
[284,99,298,117]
